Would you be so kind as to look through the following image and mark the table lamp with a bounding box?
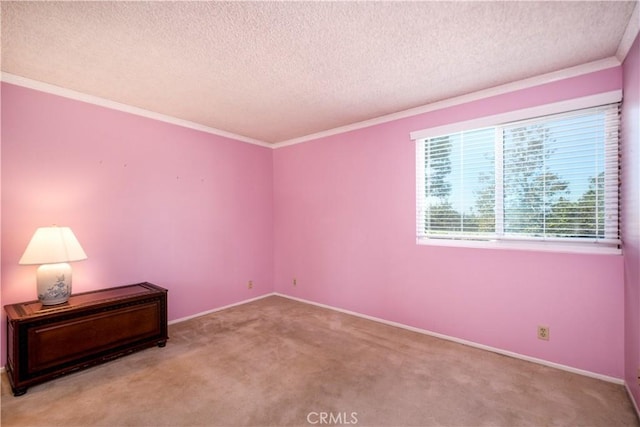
[19,226,88,305]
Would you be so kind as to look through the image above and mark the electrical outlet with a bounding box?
[248,280,253,289]
[637,368,640,386]
[537,325,550,341]
[293,278,297,286]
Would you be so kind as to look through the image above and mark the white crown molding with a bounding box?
[273,57,622,149]
[617,1,640,61]
[0,72,272,148]
[409,89,622,141]
[2,56,622,150]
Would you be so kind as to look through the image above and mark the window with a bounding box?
[415,102,620,253]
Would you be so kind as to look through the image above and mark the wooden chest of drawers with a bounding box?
[4,282,168,396]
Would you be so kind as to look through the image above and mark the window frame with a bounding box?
[412,90,622,255]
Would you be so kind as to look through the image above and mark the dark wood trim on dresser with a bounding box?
[4,282,168,396]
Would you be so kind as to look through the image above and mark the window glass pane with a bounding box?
[416,102,619,249]
[424,128,495,237]
[502,111,606,239]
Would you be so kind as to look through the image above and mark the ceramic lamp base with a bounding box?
[36,263,72,305]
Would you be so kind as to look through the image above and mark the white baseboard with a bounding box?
[168,292,276,325]
[275,292,624,385]
[4,292,626,391]
[626,383,640,421]
[0,295,279,374]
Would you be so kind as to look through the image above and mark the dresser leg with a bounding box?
[157,340,167,348]
[12,386,27,397]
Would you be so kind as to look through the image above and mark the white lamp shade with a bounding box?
[19,226,87,265]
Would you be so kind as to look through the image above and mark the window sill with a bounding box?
[417,237,622,255]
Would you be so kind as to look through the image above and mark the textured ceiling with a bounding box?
[2,1,638,145]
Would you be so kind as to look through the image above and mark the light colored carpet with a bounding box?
[1,295,638,426]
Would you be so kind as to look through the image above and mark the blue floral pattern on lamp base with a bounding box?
[39,274,70,303]
[36,263,73,305]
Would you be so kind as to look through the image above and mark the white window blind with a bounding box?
[416,103,620,251]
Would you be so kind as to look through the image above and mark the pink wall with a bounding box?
[274,66,626,378]
[0,63,632,381]
[623,33,640,407]
[1,83,274,365]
